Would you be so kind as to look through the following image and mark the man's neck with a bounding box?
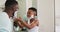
[5,10,13,18]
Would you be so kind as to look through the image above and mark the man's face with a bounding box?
[12,4,19,13]
[27,10,34,17]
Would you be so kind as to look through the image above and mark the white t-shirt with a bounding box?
[0,12,13,32]
[23,15,39,32]
[28,26,39,32]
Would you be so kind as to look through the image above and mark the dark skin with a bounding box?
[4,4,27,28]
[17,10,39,29]
[4,4,24,28]
[4,4,18,18]
[17,17,39,29]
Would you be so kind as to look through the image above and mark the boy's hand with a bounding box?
[16,17,23,21]
[13,17,22,22]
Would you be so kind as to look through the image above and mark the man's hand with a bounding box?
[14,17,23,22]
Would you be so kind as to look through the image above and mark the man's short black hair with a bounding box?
[28,7,37,16]
[5,0,18,8]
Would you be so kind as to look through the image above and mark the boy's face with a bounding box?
[27,10,34,17]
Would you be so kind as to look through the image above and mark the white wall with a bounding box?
[55,0,60,26]
[17,0,32,17]
[55,0,60,32]
[37,0,54,32]
[32,0,37,8]
[0,0,6,12]
[26,0,32,12]
[17,0,26,17]
[0,0,6,5]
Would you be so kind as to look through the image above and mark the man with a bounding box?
[0,0,18,32]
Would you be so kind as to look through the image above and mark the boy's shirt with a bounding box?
[22,15,37,28]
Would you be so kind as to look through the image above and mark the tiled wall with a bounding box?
[17,0,26,17]
[0,0,6,12]
[17,0,37,18]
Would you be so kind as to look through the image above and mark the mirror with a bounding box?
[0,0,54,32]
[17,0,54,32]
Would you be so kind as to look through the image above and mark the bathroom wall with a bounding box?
[17,0,26,17]
[0,0,6,12]
[55,0,60,32]
[37,0,54,32]
[55,0,60,26]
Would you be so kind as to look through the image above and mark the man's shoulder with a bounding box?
[0,12,7,16]
[0,12,10,21]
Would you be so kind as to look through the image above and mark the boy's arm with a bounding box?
[20,20,39,29]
